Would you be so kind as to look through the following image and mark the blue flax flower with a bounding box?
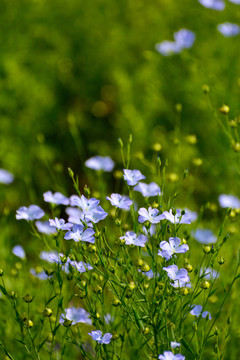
[198,0,225,10]
[120,231,147,247]
[190,305,212,319]
[156,29,195,56]
[229,0,240,3]
[35,221,57,235]
[158,351,185,360]
[88,330,112,344]
[218,193,240,208]
[192,229,217,244]
[40,251,63,263]
[171,342,181,349]
[30,268,49,280]
[43,191,69,205]
[155,41,181,56]
[16,205,45,221]
[85,156,115,172]
[161,209,191,224]
[49,217,73,231]
[200,267,219,280]
[66,260,93,273]
[184,209,198,222]
[123,169,146,186]
[106,193,132,210]
[60,307,92,325]
[12,245,26,259]
[163,265,191,288]
[158,237,189,261]
[70,195,107,223]
[217,23,240,37]
[134,182,161,197]
[0,169,14,184]
[173,29,196,49]
[64,224,95,243]
[138,207,165,224]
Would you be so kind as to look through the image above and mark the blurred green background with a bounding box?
[1,0,240,206]
[1,0,240,357]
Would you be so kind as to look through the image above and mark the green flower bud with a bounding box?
[63,319,72,327]
[23,294,34,303]
[43,308,53,317]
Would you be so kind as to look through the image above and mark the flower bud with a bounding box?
[111,333,119,340]
[96,312,100,319]
[192,322,198,332]
[94,285,103,294]
[60,255,67,264]
[229,119,237,128]
[185,264,193,273]
[10,291,17,300]
[186,134,197,144]
[129,282,135,291]
[202,84,210,94]
[112,298,121,306]
[0,269,4,276]
[84,185,91,197]
[233,142,240,152]
[200,280,210,290]
[180,287,190,296]
[214,326,220,336]
[175,103,182,113]
[192,158,203,166]
[25,320,33,328]
[168,173,179,182]
[43,308,53,317]
[23,294,34,303]
[152,143,162,152]
[218,257,225,265]
[68,253,76,261]
[219,105,230,115]
[203,245,211,254]
[142,327,150,335]
[181,210,185,216]
[68,167,74,179]
[113,170,123,179]
[63,319,72,327]
[141,263,150,272]
[115,219,122,227]
[172,209,177,216]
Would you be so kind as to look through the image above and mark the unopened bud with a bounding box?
[203,245,211,254]
[63,319,72,327]
[185,264,193,272]
[200,280,210,289]
[219,105,230,115]
[83,185,91,197]
[94,285,103,294]
[23,294,34,303]
[233,142,240,152]
[141,263,150,272]
[180,287,190,296]
[43,308,53,317]
[112,298,121,306]
[202,84,210,94]
[25,320,33,328]
[218,257,225,265]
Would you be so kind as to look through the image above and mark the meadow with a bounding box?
[1,0,240,358]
